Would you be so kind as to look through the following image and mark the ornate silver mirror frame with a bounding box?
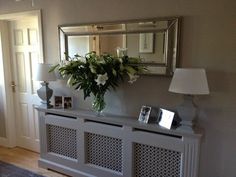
[58,17,181,75]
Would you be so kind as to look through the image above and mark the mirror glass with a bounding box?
[59,17,180,75]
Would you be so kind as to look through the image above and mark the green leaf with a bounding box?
[49,64,59,72]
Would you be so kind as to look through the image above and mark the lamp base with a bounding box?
[37,82,53,109]
[176,95,197,132]
[176,123,195,133]
[39,102,53,109]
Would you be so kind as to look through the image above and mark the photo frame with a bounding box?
[138,106,152,123]
[63,96,73,109]
[54,96,63,109]
[158,108,175,129]
[139,33,154,53]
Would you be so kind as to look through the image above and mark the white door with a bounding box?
[0,21,8,141]
[10,17,42,152]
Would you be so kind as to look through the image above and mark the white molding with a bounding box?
[0,20,16,148]
[0,137,8,147]
[36,10,44,63]
[0,10,41,20]
[182,137,201,177]
[0,10,44,63]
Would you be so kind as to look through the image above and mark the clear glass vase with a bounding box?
[92,94,106,116]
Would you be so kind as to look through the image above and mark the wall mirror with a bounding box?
[58,17,180,75]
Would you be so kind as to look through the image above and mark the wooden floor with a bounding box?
[0,146,68,177]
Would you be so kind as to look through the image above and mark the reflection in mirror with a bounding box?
[58,17,180,75]
[127,32,165,63]
[67,34,126,57]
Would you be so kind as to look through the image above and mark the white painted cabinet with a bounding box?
[36,107,202,177]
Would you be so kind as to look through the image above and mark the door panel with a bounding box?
[16,52,27,92]
[14,29,24,45]
[29,52,40,94]
[33,107,39,140]
[28,28,38,45]
[20,103,29,137]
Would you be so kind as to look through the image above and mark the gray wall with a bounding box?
[0,0,236,176]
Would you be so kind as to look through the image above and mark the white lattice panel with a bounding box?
[86,132,123,173]
[134,143,181,177]
[47,125,77,159]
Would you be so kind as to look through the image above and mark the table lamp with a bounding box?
[35,63,56,108]
[169,68,209,132]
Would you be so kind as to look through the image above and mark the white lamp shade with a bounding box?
[34,63,56,81]
[169,68,209,95]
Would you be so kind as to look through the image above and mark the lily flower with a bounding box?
[67,75,75,86]
[60,60,70,66]
[89,64,96,73]
[118,57,123,63]
[128,74,139,84]
[95,73,108,86]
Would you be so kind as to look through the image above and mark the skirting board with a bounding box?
[0,137,8,147]
[38,159,95,177]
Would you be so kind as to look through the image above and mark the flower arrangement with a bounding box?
[50,52,146,113]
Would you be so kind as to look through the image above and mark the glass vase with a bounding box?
[92,94,106,116]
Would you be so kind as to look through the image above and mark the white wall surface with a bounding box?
[0,0,236,176]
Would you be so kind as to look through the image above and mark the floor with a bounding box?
[0,146,68,177]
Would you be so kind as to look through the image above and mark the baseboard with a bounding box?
[38,159,94,177]
[0,137,8,147]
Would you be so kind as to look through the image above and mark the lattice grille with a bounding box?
[86,133,123,173]
[134,143,181,177]
[47,125,77,159]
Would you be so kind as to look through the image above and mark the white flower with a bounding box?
[116,47,127,57]
[78,56,86,63]
[89,64,96,73]
[78,65,84,69]
[97,58,105,64]
[128,74,139,84]
[118,57,123,63]
[67,75,74,86]
[60,60,70,66]
[95,73,108,86]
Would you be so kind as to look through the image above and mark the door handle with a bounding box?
[11,81,16,92]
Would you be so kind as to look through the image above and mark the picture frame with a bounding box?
[54,96,63,109]
[158,108,175,129]
[139,33,154,53]
[138,106,152,123]
[63,96,72,109]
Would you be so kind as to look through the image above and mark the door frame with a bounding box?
[0,10,44,147]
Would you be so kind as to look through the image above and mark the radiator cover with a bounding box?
[37,108,202,177]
